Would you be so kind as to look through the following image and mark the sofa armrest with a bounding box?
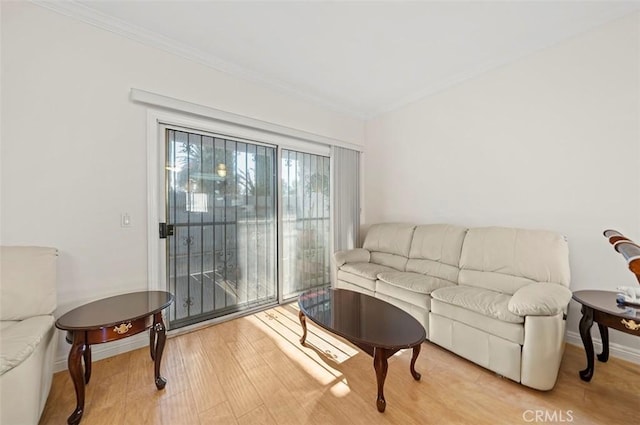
[334,248,370,267]
[508,283,572,316]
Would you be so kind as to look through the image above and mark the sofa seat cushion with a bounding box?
[0,315,55,375]
[377,272,454,294]
[430,299,525,344]
[340,262,396,280]
[431,286,524,324]
[376,280,432,311]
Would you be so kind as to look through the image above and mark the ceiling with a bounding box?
[39,1,640,119]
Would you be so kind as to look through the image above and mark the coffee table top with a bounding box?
[298,287,426,349]
[56,291,174,331]
[572,290,640,320]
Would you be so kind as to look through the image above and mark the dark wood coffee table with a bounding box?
[573,290,640,382]
[56,290,174,425]
[298,287,426,412]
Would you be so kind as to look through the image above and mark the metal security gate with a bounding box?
[164,129,277,328]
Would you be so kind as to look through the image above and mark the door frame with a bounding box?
[146,109,332,329]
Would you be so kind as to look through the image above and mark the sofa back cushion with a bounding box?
[459,227,570,295]
[406,224,467,284]
[363,223,415,270]
[0,246,57,320]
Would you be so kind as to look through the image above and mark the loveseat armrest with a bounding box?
[508,283,572,317]
[334,248,370,267]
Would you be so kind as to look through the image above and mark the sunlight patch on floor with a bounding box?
[246,306,361,389]
[280,304,360,358]
[329,379,351,397]
[249,313,342,385]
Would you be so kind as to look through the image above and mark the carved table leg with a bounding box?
[152,313,167,390]
[150,325,157,361]
[578,305,595,382]
[299,310,307,345]
[596,323,609,362]
[83,345,92,384]
[410,344,422,380]
[373,347,389,412]
[67,332,87,425]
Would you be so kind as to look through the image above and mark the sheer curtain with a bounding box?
[331,146,360,284]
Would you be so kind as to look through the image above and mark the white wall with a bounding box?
[0,3,363,366]
[3,1,639,370]
[365,13,640,356]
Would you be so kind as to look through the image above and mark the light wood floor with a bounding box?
[40,304,640,425]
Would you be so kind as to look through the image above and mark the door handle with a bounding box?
[159,223,175,239]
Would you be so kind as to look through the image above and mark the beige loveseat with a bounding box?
[334,223,571,390]
[0,246,58,425]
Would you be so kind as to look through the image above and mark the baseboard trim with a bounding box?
[565,330,640,365]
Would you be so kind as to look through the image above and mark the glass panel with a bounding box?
[282,149,330,299]
[166,129,277,329]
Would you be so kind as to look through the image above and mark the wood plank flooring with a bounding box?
[39,304,640,425]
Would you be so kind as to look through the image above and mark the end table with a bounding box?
[56,290,174,425]
[572,290,640,382]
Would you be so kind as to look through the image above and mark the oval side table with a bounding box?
[572,290,640,382]
[56,290,174,425]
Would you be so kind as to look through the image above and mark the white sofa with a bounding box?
[1,246,58,425]
[334,223,571,390]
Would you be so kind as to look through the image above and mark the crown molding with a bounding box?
[30,1,640,122]
[31,0,366,120]
[365,7,640,119]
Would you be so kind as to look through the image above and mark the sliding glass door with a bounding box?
[281,150,331,299]
[165,129,277,328]
[163,127,331,329]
